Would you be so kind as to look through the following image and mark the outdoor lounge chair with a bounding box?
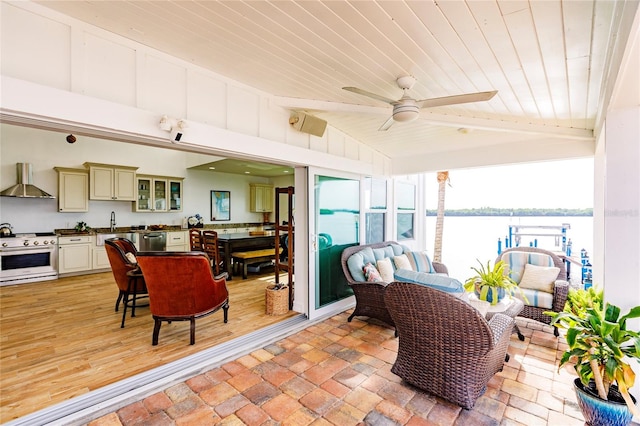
[497,247,569,336]
[340,241,449,331]
[385,281,514,409]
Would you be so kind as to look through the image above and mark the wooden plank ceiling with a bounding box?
[34,1,628,163]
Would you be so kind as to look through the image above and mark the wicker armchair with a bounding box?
[340,241,449,330]
[496,247,569,336]
[384,281,514,409]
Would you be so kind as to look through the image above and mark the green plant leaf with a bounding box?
[604,303,621,323]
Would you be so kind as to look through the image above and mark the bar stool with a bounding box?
[123,268,148,328]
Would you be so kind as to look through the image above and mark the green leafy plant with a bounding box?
[464,259,523,305]
[546,303,640,416]
[564,286,603,317]
[74,221,91,232]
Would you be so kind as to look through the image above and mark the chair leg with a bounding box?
[152,318,162,346]
[515,324,525,341]
[553,325,559,337]
[190,318,196,345]
[120,291,129,328]
[347,311,356,322]
[128,276,137,317]
[223,301,229,323]
[115,291,124,312]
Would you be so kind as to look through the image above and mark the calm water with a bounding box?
[425,216,593,282]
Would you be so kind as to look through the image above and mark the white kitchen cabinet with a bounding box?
[54,167,89,212]
[249,183,274,213]
[166,231,187,251]
[92,245,111,270]
[84,162,137,201]
[135,175,183,212]
[58,235,93,274]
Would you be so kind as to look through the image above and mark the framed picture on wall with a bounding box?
[211,190,230,221]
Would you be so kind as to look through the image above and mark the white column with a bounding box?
[602,106,640,401]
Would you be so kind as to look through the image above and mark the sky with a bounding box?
[424,158,594,210]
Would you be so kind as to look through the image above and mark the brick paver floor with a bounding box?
[87,310,635,426]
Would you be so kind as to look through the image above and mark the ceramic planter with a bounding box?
[574,378,636,426]
[474,281,506,304]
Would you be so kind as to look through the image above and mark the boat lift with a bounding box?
[497,223,591,287]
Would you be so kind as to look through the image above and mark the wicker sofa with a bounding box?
[340,241,450,330]
[496,247,569,336]
[385,281,514,409]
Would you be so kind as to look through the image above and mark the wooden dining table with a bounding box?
[217,233,277,280]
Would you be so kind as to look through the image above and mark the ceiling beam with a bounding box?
[273,96,594,141]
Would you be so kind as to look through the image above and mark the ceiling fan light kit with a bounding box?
[392,103,419,122]
[343,75,497,131]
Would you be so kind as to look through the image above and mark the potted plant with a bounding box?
[74,221,91,233]
[547,303,640,425]
[564,285,603,317]
[463,259,521,305]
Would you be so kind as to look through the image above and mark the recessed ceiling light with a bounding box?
[208,167,216,170]
[245,171,250,174]
[283,170,289,173]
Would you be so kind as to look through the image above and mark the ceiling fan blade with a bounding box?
[378,116,395,131]
[415,90,498,109]
[343,87,396,105]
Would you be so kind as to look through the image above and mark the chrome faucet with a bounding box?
[110,211,116,232]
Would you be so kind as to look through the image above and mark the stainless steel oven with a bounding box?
[0,233,58,285]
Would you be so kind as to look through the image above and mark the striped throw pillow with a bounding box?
[405,251,434,273]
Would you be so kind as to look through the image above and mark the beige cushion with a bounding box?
[518,263,560,293]
[125,252,137,264]
[376,257,395,283]
[393,254,412,270]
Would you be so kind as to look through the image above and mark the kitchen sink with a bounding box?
[96,232,138,246]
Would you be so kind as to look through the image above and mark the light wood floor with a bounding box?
[0,269,296,422]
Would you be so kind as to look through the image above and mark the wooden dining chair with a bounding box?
[202,230,222,275]
[189,228,203,251]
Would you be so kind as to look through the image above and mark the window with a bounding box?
[396,181,416,241]
[364,177,387,244]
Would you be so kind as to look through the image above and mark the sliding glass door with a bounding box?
[308,168,360,319]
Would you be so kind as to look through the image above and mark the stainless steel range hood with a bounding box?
[0,163,55,198]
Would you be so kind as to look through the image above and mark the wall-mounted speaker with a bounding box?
[289,112,327,137]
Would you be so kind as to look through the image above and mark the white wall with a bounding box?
[0,124,292,233]
[0,2,390,177]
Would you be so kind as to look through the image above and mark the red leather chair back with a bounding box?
[105,238,139,292]
[136,251,229,318]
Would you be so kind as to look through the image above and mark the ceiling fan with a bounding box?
[343,76,497,131]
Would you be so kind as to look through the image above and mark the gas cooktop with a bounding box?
[1,232,56,238]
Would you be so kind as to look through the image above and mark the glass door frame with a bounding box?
[306,166,361,321]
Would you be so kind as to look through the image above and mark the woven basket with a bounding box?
[265,285,289,315]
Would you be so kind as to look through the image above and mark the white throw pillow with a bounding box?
[518,263,560,293]
[125,252,137,264]
[393,254,412,270]
[376,257,395,283]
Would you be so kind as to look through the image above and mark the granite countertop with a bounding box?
[54,222,267,236]
[55,226,186,236]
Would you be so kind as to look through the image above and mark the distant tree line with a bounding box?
[426,207,593,216]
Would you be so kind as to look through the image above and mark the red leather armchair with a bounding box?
[136,251,229,345]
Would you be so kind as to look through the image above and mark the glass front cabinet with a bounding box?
[135,175,183,212]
